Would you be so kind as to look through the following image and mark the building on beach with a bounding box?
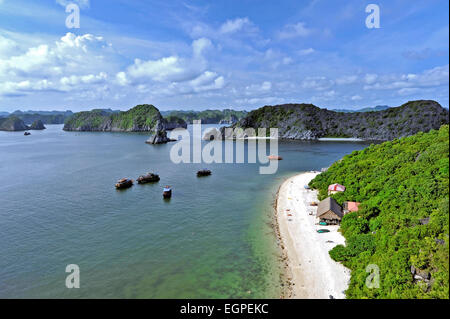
[343,201,360,214]
[317,197,344,225]
[328,183,346,195]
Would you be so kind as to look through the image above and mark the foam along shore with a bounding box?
[318,137,363,142]
[276,172,350,299]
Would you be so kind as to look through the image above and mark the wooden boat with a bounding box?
[268,155,283,160]
[317,229,330,233]
[197,169,212,177]
[319,221,328,226]
[310,202,318,206]
[115,178,133,189]
[163,186,172,198]
[24,132,31,136]
[137,173,160,184]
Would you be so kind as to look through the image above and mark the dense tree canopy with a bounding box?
[310,125,449,298]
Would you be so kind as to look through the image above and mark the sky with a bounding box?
[0,0,448,112]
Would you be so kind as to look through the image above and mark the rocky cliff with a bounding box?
[30,120,46,130]
[223,100,449,141]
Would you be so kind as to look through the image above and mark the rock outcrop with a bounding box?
[0,116,30,131]
[29,119,46,130]
[202,128,222,140]
[224,100,449,141]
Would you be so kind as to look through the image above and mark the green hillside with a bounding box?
[309,125,449,298]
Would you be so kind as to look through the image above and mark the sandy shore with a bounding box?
[275,172,350,299]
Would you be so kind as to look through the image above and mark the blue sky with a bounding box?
[0,0,448,112]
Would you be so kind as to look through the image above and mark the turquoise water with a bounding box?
[0,125,369,298]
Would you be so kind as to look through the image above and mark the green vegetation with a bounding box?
[63,104,162,131]
[165,115,187,125]
[165,109,247,124]
[309,125,449,298]
[110,104,160,130]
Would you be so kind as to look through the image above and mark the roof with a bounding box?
[344,201,360,212]
[328,183,346,192]
[317,197,343,219]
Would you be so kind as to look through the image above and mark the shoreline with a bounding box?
[274,172,350,299]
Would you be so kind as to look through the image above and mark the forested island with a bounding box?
[0,110,74,125]
[162,109,247,124]
[309,125,449,298]
[62,104,187,144]
[226,100,449,141]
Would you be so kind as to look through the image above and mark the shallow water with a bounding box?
[0,125,369,298]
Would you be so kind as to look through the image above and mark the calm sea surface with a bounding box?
[0,124,369,298]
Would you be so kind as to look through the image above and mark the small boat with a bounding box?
[304,185,311,190]
[163,186,172,198]
[310,202,318,206]
[24,132,31,136]
[319,221,328,226]
[137,173,160,184]
[268,155,283,160]
[317,229,330,233]
[197,169,212,177]
[115,178,133,189]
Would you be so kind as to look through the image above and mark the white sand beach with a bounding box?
[276,172,350,299]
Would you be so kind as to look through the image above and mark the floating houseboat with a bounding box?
[197,169,212,177]
[115,178,133,189]
[137,173,160,184]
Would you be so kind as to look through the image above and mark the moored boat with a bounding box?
[268,155,283,160]
[163,186,172,198]
[24,132,31,136]
[137,172,160,184]
[115,178,133,189]
[197,169,212,177]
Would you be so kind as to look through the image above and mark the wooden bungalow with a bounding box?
[317,197,343,225]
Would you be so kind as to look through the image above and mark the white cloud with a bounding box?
[192,37,213,57]
[219,18,251,34]
[298,48,315,56]
[351,95,362,101]
[60,72,107,86]
[364,74,378,84]
[0,34,17,57]
[120,38,216,85]
[301,76,333,91]
[364,65,449,91]
[278,22,311,39]
[56,0,90,9]
[336,75,358,85]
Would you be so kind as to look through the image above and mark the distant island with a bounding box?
[223,100,449,141]
[0,117,46,131]
[0,110,74,125]
[332,105,390,113]
[161,109,248,124]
